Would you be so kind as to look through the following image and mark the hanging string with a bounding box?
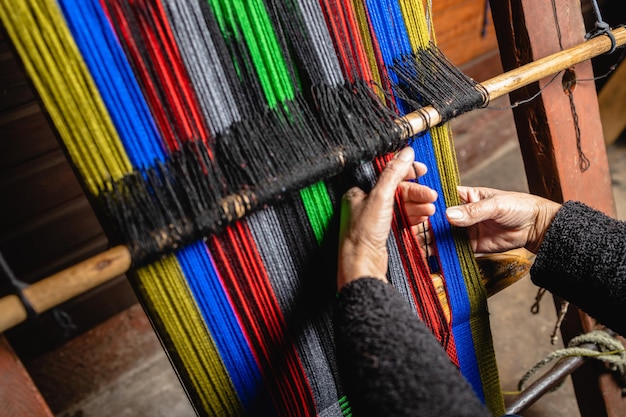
[0,0,132,194]
[400,1,505,412]
[134,256,244,415]
[585,0,618,52]
[0,252,37,321]
[550,0,592,172]
[209,224,317,417]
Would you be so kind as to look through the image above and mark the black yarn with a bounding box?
[91,0,412,266]
[390,42,489,121]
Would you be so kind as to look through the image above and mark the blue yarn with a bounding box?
[364,0,485,403]
[57,0,167,168]
[177,242,277,416]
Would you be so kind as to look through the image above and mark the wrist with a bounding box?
[525,200,561,253]
[337,249,388,290]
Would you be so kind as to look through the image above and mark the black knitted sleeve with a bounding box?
[531,201,626,336]
[335,278,491,417]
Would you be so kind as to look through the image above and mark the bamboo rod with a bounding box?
[1,27,623,334]
[398,27,626,137]
[0,246,131,333]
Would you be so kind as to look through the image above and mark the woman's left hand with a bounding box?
[337,147,437,290]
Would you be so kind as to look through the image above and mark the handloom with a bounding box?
[0,1,624,416]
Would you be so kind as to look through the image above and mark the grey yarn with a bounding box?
[247,208,341,413]
[162,0,241,133]
[295,0,344,85]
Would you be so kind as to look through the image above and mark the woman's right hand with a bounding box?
[445,186,562,254]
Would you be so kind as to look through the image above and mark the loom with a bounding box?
[0,0,625,416]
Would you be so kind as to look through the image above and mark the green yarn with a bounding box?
[300,181,334,246]
[206,0,295,107]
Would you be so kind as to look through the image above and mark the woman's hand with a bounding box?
[337,147,437,290]
[445,186,561,254]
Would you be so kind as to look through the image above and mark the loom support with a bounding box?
[0,246,131,334]
[399,26,626,137]
[1,27,624,335]
[0,245,532,334]
[505,342,594,414]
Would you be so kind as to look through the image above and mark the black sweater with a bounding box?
[335,201,626,416]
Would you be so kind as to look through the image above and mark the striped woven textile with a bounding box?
[0,0,504,415]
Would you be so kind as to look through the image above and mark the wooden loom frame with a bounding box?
[490,0,626,415]
[1,0,625,415]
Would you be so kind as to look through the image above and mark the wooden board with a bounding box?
[0,336,53,417]
[430,0,499,66]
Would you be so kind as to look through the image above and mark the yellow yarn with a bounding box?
[0,2,242,414]
[136,256,243,416]
[351,0,386,102]
[0,0,132,194]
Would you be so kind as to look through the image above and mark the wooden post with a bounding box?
[0,336,54,417]
[489,0,625,416]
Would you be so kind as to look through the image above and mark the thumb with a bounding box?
[446,200,495,227]
[342,186,367,208]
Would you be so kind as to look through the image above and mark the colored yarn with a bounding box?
[0,0,506,415]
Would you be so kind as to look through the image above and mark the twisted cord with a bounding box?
[518,330,626,393]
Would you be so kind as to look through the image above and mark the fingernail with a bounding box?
[396,147,413,162]
[446,208,464,220]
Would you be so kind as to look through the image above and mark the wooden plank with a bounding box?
[431,0,499,67]
[489,1,626,416]
[25,304,169,414]
[0,335,53,417]
[0,38,34,112]
[0,197,104,283]
[599,60,626,145]
[0,149,84,226]
[0,104,58,169]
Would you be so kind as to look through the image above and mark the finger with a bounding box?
[457,186,499,204]
[413,161,428,177]
[399,182,438,205]
[446,197,499,227]
[339,187,367,239]
[370,147,415,206]
[342,186,367,208]
[403,161,428,182]
[414,221,429,235]
[414,224,434,246]
[405,206,436,225]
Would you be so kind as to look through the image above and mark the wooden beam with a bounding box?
[489,1,626,416]
[0,335,53,417]
[0,245,131,333]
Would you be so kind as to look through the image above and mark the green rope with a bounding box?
[518,330,626,392]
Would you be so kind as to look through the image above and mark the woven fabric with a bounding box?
[0,0,503,415]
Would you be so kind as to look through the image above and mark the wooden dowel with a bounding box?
[0,246,131,333]
[399,27,626,137]
[1,28,622,334]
